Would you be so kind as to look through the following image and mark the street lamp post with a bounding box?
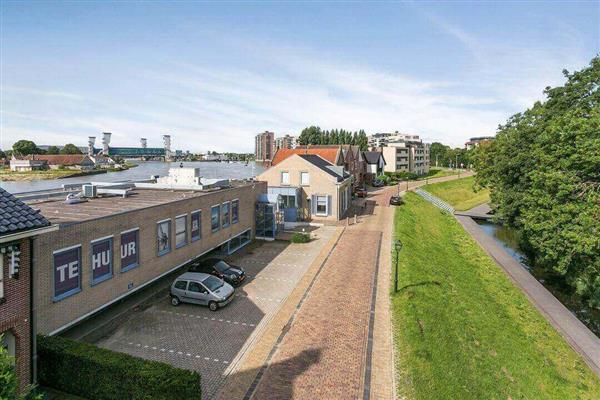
[394,239,403,292]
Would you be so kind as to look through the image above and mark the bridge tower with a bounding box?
[163,134,172,161]
[140,138,147,149]
[88,136,96,157]
[102,132,112,154]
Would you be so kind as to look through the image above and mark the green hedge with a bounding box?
[37,335,201,400]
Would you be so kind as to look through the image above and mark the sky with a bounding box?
[1,1,598,153]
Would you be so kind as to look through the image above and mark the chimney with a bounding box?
[88,136,96,156]
[102,132,112,153]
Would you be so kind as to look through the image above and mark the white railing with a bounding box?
[415,188,455,214]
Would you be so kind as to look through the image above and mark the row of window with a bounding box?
[51,199,241,302]
[280,171,310,186]
[210,199,240,233]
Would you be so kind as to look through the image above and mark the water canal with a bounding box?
[476,220,600,337]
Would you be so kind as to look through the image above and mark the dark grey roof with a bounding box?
[362,151,385,164]
[0,187,50,236]
[298,154,351,182]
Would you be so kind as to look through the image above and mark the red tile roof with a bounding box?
[271,146,342,166]
[24,154,93,165]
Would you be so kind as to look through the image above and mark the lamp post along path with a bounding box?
[394,239,403,292]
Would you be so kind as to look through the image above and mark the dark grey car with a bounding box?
[170,272,235,311]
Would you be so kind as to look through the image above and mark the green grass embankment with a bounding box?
[423,176,489,210]
[392,193,600,399]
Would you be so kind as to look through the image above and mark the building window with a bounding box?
[300,172,310,186]
[226,229,252,254]
[316,195,328,216]
[211,205,220,232]
[175,215,187,249]
[120,228,139,272]
[231,200,239,224]
[90,236,113,286]
[278,195,296,209]
[191,210,201,241]
[157,219,171,256]
[281,171,290,185]
[222,202,230,228]
[53,245,82,301]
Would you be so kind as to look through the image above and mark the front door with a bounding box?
[186,281,210,305]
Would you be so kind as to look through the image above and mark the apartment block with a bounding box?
[381,140,430,175]
[255,131,276,162]
[274,135,297,151]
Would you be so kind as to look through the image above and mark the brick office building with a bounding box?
[24,179,266,335]
[0,188,55,392]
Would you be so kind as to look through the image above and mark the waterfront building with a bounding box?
[255,131,276,163]
[0,188,56,392]
[20,171,266,335]
[274,135,297,151]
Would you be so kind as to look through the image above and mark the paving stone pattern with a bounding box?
[251,230,382,400]
[95,226,337,400]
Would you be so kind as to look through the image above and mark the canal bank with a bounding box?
[455,214,600,376]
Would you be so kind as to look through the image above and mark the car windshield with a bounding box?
[214,260,231,273]
[203,275,224,292]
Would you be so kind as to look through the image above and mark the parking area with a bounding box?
[95,226,337,400]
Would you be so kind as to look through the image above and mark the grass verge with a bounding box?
[423,175,489,210]
[392,193,600,400]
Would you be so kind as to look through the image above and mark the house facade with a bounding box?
[258,154,352,222]
[362,151,386,182]
[0,188,55,392]
[22,155,96,170]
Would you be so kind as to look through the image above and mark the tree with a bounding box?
[60,144,82,154]
[12,140,41,156]
[475,57,600,308]
[0,335,42,400]
[46,146,59,155]
[0,149,5,159]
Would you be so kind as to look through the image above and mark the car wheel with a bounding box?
[208,301,218,311]
[171,296,181,306]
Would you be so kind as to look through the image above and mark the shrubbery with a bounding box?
[291,232,311,243]
[37,335,201,400]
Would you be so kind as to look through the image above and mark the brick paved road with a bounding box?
[250,229,382,400]
[95,226,337,400]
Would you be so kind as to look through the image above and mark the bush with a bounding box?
[37,335,201,400]
[291,232,311,243]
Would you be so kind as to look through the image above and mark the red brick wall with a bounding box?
[0,238,32,392]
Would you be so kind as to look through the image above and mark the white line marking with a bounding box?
[124,343,230,364]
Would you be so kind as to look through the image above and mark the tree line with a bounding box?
[475,57,600,309]
[429,142,477,169]
[1,140,84,158]
[297,126,369,150]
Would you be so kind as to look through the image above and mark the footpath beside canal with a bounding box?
[455,213,600,376]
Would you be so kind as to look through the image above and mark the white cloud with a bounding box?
[0,9,592,152]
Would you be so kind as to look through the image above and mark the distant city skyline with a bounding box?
[1,1,598,152]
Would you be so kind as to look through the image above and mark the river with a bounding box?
[476,220,600,337]
[0,161,266,193]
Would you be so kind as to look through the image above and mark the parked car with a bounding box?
[389,195,404,206]
[170,272,235,311]
[372,179,384,187]
[355,188,368,198]
[188,258,246,286]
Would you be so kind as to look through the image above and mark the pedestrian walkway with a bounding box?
[456,214,600,376]
[249,229,382,399]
